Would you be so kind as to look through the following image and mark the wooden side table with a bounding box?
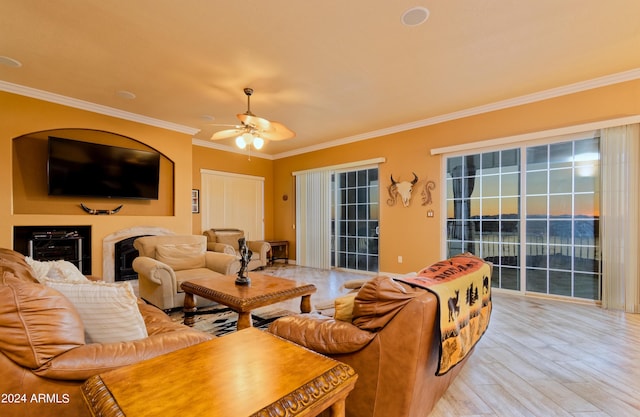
[82,328,357,417]
[266,240,289,265]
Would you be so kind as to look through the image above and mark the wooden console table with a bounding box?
[82,328,357,417]
[266,240,289,265]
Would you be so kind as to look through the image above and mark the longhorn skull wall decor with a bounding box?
[387,172,419,207]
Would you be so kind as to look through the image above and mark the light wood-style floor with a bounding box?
[263,264,640,417]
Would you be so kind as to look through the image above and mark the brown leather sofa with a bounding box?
[268,273,487,417]
[0,248,212,417]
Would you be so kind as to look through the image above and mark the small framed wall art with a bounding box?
[191,189,200,213]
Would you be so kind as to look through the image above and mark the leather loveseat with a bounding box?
[268,258,492,417]
[0,248,212,417]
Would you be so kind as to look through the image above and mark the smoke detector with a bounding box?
[401,7,430,26]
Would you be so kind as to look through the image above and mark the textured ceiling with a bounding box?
[1,1,639,157]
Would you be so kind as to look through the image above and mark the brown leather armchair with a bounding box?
[268,275,478,417]
[0,248,212,417]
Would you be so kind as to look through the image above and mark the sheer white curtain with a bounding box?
[600,123,640,312]
[294,170,331,269]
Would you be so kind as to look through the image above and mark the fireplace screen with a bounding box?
[114,235,149,281]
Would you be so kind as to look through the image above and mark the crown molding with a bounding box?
[272,68,640,159]
[430,115,640,155]
[192,138,274,160]
[0,80,199,135]
[3,68,640,155]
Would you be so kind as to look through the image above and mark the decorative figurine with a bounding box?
[235,237,252,285]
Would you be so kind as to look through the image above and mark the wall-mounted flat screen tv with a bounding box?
[47,136,161,200]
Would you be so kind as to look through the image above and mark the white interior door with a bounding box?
[200,170,264,240]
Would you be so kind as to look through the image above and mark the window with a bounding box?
[525,138,600,299]
[446,136,601,300]
[447,150,521,290]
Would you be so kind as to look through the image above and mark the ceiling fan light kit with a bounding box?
[211,88,295,152]
[235,132,264,150]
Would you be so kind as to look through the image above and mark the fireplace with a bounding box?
[102,227,173,282]
[114,236,150,281]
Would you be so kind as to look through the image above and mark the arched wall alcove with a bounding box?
[12,128,174,216]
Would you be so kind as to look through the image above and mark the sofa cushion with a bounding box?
[25,257,89,283]
[334,293,357,322]
[0,272,85,369]
[352,275,420,331]
[175,268,223,292]
[214,231,243,251]
[47,260,88,282]
[155,243,206,271]
[45,280,148,344]
[24,256,52,281]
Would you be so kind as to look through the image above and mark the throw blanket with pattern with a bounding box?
[396,253,492,375]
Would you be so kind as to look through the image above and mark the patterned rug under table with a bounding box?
[169,304,294,337]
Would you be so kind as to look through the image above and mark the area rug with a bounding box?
[169,305,295,337]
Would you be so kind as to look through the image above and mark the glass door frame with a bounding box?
[331,165,380,273]
[442,132,601,301]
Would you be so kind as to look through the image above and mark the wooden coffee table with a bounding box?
[82,328,358,417]
[181,272,316,330]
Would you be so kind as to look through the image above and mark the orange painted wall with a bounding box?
[272,79,640,274]
[13,129,175,215]
[272,128,444,274]
[2,79,639,277]
[1,92,194,276]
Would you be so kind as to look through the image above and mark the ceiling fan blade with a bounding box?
[217,88,295,145]
[206,123,242,128]
[237,113,272,131]
[211,128,244,140]
[260,121,296,141]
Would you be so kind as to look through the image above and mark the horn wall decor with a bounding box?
[80,203,123,215]
[387,172,419,207]
[421,179,436,206]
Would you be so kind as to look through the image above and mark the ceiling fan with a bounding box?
[210,88,295,150]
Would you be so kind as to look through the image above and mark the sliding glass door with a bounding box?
[331,167,379,272]
[445,135,601,301]
[524,138,601,299]
[294,159,383,271]
[446,149,521,290]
